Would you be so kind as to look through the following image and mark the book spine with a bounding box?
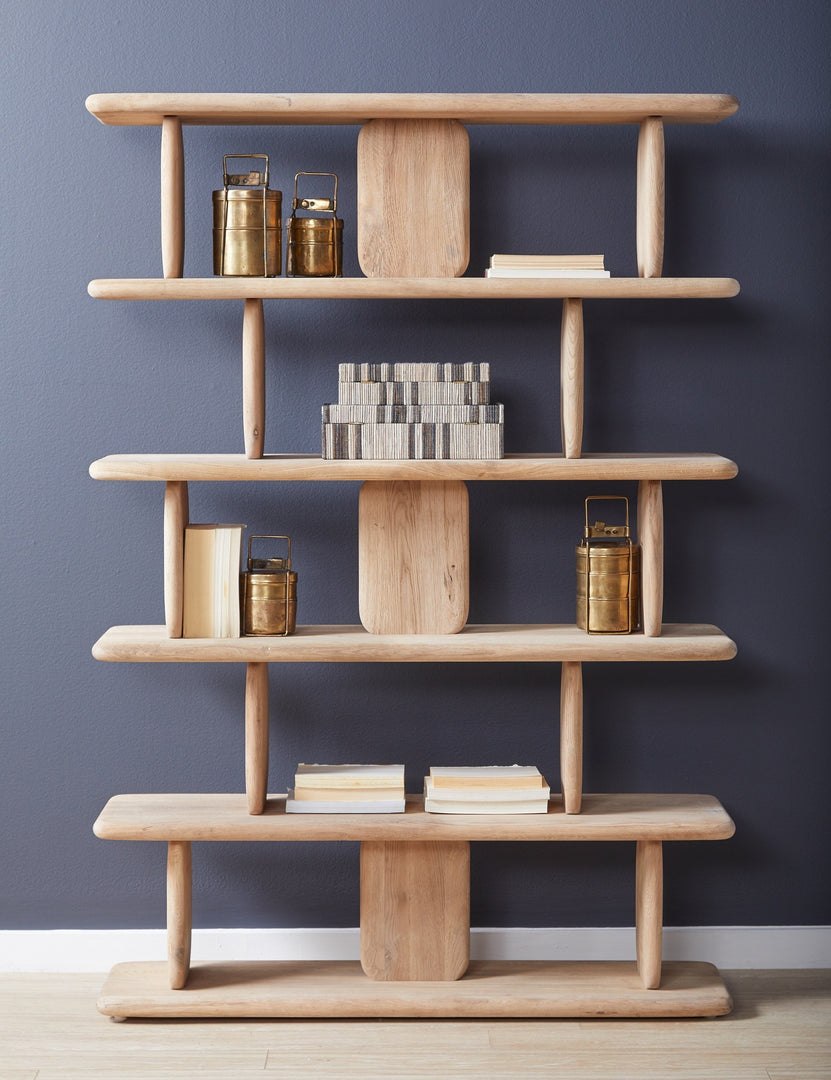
[322,403,504,424]
[336,381,491,405]
[322,422,504,460]
[338,362,489,383]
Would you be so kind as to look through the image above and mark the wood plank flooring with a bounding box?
[0,970,828,1079]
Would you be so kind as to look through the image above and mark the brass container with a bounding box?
[241,535,297,636]
[575,496,640,634]
[286,172,343,277]
[213,155,282,277]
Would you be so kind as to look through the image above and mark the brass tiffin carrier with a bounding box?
[213,155,282,276]
[576,495,640,634]
[241,535,297,636]
[286,171,343,277]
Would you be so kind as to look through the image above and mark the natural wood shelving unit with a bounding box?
[87,90,740,1019]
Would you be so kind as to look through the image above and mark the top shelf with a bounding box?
[85,92,740,127]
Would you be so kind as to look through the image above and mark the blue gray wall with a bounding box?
[2,0,829,932]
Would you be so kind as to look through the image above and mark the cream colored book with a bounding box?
[424,777,550,801]
[294,764,405,789]
[428,765,546,790]
[489,253,605,268]
[182,524,244,638]
[291,786,404,802]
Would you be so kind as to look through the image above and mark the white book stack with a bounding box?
[285,763,406,813]
[321,362,504,459]
[423,765,551,814]
[485,253,610,278]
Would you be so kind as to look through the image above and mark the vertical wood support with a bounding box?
[637,479,664,636]
[167,840,192,989]
[560,298,584,459]
[560,661,583,814]
[160,117,185,279]
[636,117,665,278]
[360,840,470,981]
[163,480,189,638]
[635,839,663,989]
[245,662,269,815]
[242,299,266,459]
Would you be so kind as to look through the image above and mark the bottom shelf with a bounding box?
[98,959,732,1019]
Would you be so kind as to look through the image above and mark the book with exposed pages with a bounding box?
[286,764,406,813]
[486,253,609,278]
[182,524,244,638]
[424,765,550,814]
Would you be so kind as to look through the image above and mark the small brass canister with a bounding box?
[241,535,297,636]
[286,172,343,277]
[576,496,640,634]
[213,155,282,276]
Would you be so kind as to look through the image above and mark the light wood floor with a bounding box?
[0,970,828,1079]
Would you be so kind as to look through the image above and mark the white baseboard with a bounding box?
[1,926,829,973]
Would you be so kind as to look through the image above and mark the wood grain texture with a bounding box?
[85,92,739,126]
[637,118,665,278]
[560,661,583,814]
[166,841,191,990]
[636,840,663,989]
[560,298,584,458]
[162,480,188,637]
[92,792,736,843]
[360,841,469,981]
[88,275,741,300]
[89,451,739,482]
[358,481,469,634]
[638,479,664,636]
[93,959,732,1018]
[160,117,184,278]
[9,970,831,1074]
[244,663,268,815]
[242,299,265,459]
[91,622,737,663]
[357,120,469,277]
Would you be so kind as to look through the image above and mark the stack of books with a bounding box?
[423,765,551,814]
[485,254,609,278]
[321,362,504,460]
[285,763,406,813]
[182,523,244,638]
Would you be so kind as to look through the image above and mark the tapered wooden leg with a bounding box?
[360,841,470,981]
[638,479,664,636]
[245,662,269,815]
[636,839,663,989]
[560,661,583,814]
[163,480,189,638]
[167,841,192,989]
[560,298,584,459]
[242,298,265,459]
[160,116,185,279]
[636,117,665,278]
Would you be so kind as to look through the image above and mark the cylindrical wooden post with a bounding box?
[167,840,192,989]
[636,117,665,278]
[163,480,189,638]
[242,298,266,459]
[560,661,583,814]
[635,839,663,989]
[560,298,584,459]
[638,479,664,636]
[160,116,185,279]
[245,662,269,815]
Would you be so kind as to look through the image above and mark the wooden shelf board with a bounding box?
[92,623,737,663]
[89,451,738,482]
[88,276,740,301]
[93,792,735,842]
[97,959,732,1018]
[86,92,739,127]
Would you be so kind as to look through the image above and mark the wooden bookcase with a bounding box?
[86,92,740,1019]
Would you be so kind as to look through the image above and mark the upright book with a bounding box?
[182,524,244,638]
